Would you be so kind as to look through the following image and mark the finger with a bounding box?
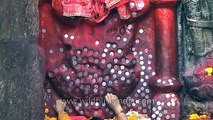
[108,93,114,99]
[105,95,108,101]
[113,94,118,100]
[106,93,111,99]
[105,96,110,102]
[63,101,66,107]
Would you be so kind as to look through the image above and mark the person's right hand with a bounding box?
[55,99,66,114]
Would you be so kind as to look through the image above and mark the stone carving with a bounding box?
[40,0,182,119]
[181,0,213,119]
[182,0,213,100]
[183,0,213,57]
[184,56,213,101]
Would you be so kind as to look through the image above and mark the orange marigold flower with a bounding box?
[44,116,57,120]
[200,114,210,119]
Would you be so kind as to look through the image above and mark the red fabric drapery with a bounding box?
[52,0,147,23]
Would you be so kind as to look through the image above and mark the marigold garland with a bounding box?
[44,104,151,120]
[125,110,151,120]
[189,113,210,120]
[44,102,57,120]
[44,116,57,120]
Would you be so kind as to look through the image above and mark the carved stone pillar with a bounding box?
[148,0,183,120]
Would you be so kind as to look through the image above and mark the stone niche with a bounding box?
[40,0,182,119]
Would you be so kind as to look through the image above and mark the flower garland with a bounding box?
[44,104,151,120]
[126,111,139,120]
[189,113,210,120]
[126,110,151,120]
[44,116,57,120]
[112,110,151,120]
[44,102,57,120]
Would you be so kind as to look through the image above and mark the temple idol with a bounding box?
[0,0,212,120]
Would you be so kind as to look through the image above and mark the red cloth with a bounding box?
[61,0,93,18]
[52,0,148,23]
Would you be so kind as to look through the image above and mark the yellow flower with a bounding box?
[189,113,200,120]
[49,117,57,120]
[44,116,57,120]
[205,67,213,77]
[45,108,49,113]
[189,113,210,120]
[127,113,138,120]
